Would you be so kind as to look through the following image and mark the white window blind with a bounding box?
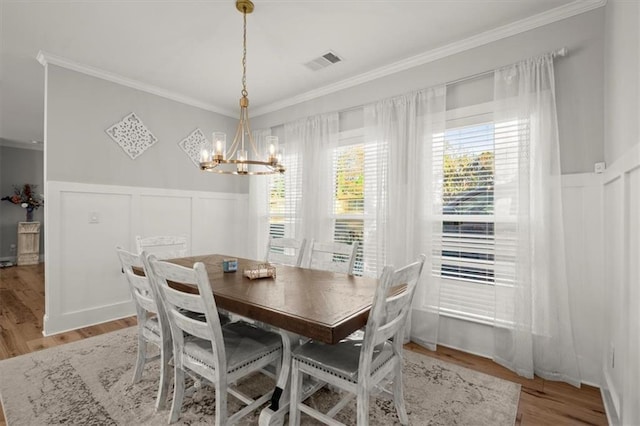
[268,152,302,240]
[432,108,524,323]
[331,132,383,276]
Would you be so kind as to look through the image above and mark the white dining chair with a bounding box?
[146,254,284,425]
[116,247,172,411]
[307,240,359,275]
[288,254,426,426]
[265,237,307,267]
[135,235,188,260]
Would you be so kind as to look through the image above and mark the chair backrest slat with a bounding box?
[136,235,188,260]
[266,237,306,267]
[361,255,426,366]
[308,240,359,275]
[147,255,226,373]
[117,247,158,314]
[169,308,213,341]
[162,284,207,314]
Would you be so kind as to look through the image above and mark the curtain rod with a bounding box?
[301,47,570,121]
[445,47,568,88]
[335,47,569,117]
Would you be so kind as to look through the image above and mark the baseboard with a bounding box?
[601,386,620,426]
[602,368,621,426]
[0,255,44,266]
[43,301,135,336]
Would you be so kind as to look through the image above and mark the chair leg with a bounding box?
[214,382,227,426]
[155,339,172,411]
[132,335,147,384]
[392,362,409,425]
[288,360,302,426]
[356,387,369,426]
[169,366,185,424]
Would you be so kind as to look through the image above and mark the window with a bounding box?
[333,142,364,274]
[433,105,497,323]
[268,152,301,241]
[331,130,382,276]
[440,123,495,284]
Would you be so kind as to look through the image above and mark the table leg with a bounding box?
[259,376,326,426]
[258,330,328,426]
[259,329,292,426]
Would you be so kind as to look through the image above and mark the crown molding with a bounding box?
[251,0,607,117]
[34,0,607,120]
[36,51,236,118]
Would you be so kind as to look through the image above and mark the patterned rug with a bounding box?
[0,327,519,425]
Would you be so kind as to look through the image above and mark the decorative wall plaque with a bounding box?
[105,112,158,160]
[178,128,208,167]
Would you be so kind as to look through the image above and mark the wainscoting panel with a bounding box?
[561,173,604,386]
[600,142,640,425]
[192,194,248,258]
[624,166,640,425]
[58,191,132,313]
[44,181,249,336]
[603,175,624,419]
[138,194,193,251]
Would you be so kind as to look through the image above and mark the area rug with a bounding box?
[0,327,519,425]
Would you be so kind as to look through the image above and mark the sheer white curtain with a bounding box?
[493,53,581,385]
[363,87,446,346]
[283,113,339,256]
[247,129,272,260]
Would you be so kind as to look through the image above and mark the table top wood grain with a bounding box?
[166,254,379,344]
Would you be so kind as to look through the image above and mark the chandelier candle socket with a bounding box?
[199,0,285,175]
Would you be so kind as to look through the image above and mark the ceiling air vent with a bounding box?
[304,51,343,71]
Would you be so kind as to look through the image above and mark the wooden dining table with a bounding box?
[163,254,381,425]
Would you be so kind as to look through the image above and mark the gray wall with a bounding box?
[46,65,247,193]
[604,1,639,164]
[0,146,44,259]
[252,9,605,174]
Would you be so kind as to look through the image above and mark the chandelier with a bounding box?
[199,0,285,175]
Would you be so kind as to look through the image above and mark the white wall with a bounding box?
[44,181,248,335]
[43,63,252,334]
[600,145,640,426]
[601,1,640,424]
[562,173,605,387]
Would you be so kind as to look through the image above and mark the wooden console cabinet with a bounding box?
[17,221,41,266]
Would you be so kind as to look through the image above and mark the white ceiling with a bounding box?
[0,0,602,147]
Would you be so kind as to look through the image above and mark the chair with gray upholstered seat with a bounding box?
[146,254,284,425]
[288,254,426,426]
[116,247,172,411]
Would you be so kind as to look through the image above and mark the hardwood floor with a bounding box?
[0,263,607,425]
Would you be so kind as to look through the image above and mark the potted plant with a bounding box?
[1,184,44,222]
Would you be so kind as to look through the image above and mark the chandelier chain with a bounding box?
[241,7,248,98]
[199,0,285,175]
